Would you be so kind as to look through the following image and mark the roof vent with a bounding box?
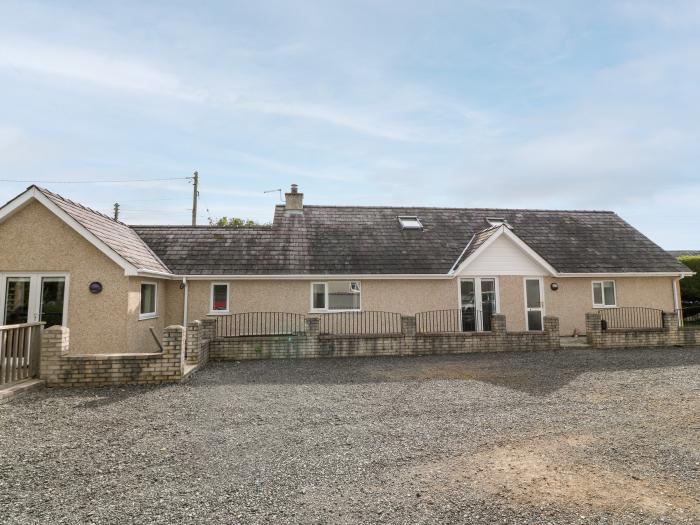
[398,216,423,230]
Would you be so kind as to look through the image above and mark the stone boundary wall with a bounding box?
[209,314,560,361]
[40,325,185,387]
[586,311,700,348]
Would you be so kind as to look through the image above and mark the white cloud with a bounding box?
[0,37,206,101]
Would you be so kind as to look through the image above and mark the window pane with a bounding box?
[41,277,65,328]
[593,283,603,305]
[312,283,326,309]
[212,284,228,311]
[528,311,543,331]
[4,278,30,325]
[327,281,360,310]
[460,280,475,307]
[603,281,615,306]
[140,284,156,315]
[525,279,541,308]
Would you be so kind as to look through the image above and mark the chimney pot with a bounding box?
[291,184,298,194]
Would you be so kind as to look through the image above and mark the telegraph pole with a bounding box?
[113,202,120,221]
[191,170,199,226]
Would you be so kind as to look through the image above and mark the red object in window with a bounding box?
[213,299,227,310]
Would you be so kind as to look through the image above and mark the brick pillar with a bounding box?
[162,325,185,380]
[200,318,217,341]
[401,316,416,337]
[662,311,680,345]
[185,320,201,365]
[40,325,69,386]
[305,317,320,356]
[586,313,602,347]
[491,314,506,335]
[543,316,560,349]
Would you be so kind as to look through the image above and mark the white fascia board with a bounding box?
[452,226,558,277]
[0,188,139,276]
[557,272,693,278]
[135,269,176,279]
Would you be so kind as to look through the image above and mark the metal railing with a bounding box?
[598,307,664,330]
[212,312,307,337]
[416,308,488,333]
[677,305,700,327]
[318,311,402,335]
[0,322,43,385]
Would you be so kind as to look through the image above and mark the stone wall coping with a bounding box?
[318,333,405,340]
[415,331,495,338]
[65,353,165,360]
[604,328,664,333]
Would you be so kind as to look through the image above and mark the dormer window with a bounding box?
[486,217,512,229]
[398,216,423,230]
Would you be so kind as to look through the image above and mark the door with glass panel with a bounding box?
[2,275,67,327]
[460,278,497,331]
[524,278,544,331]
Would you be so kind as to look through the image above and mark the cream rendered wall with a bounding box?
[544,276,677,335]
[0,201,129,354]
[126,276,169,353]
[183,278,458,322]
[174,275,676,337]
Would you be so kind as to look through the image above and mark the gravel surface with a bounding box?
[1,347,699,524]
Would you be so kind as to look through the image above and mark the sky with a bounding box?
[0,0,698,249]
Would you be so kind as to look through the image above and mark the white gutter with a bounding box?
[135,270,693,280]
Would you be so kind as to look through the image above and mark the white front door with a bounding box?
[524,278,544,331]
[0,274,68,327]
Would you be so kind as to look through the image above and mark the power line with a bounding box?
[0,177,191,184]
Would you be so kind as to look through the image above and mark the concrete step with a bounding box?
[0,378,45,404]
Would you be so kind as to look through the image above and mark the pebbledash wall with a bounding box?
[209,314,561,361]
[172,276,678,338]
[586,311,700,348]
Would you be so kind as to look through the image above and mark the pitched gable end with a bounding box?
[452,226,558,276]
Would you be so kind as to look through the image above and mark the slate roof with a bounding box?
[668,250,700,257]
[34,187,169,273]
[451,225,500,271]
[132,205,688,275]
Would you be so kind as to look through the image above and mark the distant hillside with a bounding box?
[668,250,700,257]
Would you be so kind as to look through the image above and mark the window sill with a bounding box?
[208,311,230,315]
[138,313,158,321]
[593,305,617,309]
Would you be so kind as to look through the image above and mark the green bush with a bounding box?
[678,256,700,303]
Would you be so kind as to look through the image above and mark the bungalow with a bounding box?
[0,184,690,354]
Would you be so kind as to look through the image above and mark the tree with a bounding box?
[678,256,700,304]
[207,216,261,228]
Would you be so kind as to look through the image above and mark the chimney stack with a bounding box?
[284,184,303,213]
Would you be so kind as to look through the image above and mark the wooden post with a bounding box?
[191,170,199,226]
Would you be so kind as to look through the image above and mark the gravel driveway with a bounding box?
[1,347,699,524]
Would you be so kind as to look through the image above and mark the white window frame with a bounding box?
[0,272,70,326]
[457,277,501,313]
[523,276,545,331]
[209,282,230,314]
[139,281,158,320]
[398,216,423,230]
[592,280,617,308]
[309,281,362,313]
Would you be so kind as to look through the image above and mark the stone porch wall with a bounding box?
[185,318,216,367]
[585,312,700,348]
[209,314,560,361]
[40,325,185,387]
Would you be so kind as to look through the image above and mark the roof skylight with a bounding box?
[398,216,423,230]
[486,217,512,228]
